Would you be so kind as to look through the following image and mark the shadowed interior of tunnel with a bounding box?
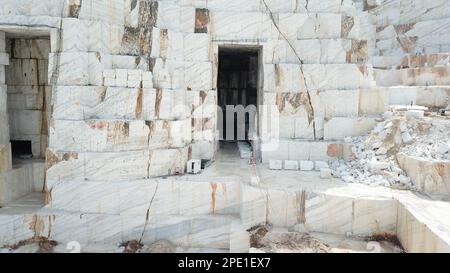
[5,34,51,162]
[217,48,259,148]
[0,31,51,207]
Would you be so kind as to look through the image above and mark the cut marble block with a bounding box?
[304,193,353,234]
[262,139,354,163]
[324,117,377,140]
[53,86,146,120]
[188,90,217,119]
[290,141,328,161]
[384,86,450,108]
[152,58,185,89]
[127,80,141,88]
[183,33,210,61]
[88,52,112,86]
[103,77,116,87]
[156,1,181,31]
[148,148,188,177]
[315,90,360,118]
[284,160,299,170]
[268,38,366,64]
[35,210,236,249]
[264,64,371,92]
[49,52,89,85]
[141,215,235,249]
[49,179,157,216]
[396,201,450,253]
[180,6,196,33]
[142,80,153,88]
[46,149,149,188]
[300,160,314,171]
[211,11,272,40]
[399,53,450,69]
[127,69,142,81]
[374,67,450,87]
[142,71,153,81]
[61,18,88,52]
[184,61,212,90]
[142,71,153,88]
[277,13,341,40]
[112,55,148,70]
[103,69,115,78]
[147,119,192,149]
[269,160,282,170]
[397,153,450,196]
[240,185,267,229]
[49,120,150,152]
[144,89,189,120]
[178,180,241,216]
[352,198,398,235]
[266,93,352,139]
[359,88,389,115]
[207,0,261,12]
[266,189,302,227]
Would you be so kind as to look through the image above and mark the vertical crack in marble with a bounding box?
[261,0,317,139]
[43,0,67,198]
[139,180,159,244]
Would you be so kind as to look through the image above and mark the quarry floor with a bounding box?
[0,142,449,253]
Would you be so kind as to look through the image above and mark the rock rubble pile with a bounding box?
[330,111,450,190]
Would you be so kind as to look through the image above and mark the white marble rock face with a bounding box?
[0,0,449,252]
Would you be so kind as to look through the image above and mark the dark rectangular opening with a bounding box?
[217,48,259,142]
[10,140,33,159]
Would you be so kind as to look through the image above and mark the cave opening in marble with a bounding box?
[217,47,261,156]
[1,32,51,206]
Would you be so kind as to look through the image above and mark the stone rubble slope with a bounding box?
[330,110,450,190]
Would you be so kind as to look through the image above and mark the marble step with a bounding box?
[373,53,450,69]
[261,139,357,163]
[240,183,450,252]
[46,178,242,217]
[0,208,241,250]
[381,86,450,108]
[374,66,450,87]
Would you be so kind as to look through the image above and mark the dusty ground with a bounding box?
[248,226,404,253]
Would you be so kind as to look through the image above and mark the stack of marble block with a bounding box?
[370,0,450,109]
[103,69,153,88]
[269,159,334,179]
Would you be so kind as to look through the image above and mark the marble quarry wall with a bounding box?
[368,0,450,108]
[0,0,377,208]
[0,0,449,253]
[0,1,448,208]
